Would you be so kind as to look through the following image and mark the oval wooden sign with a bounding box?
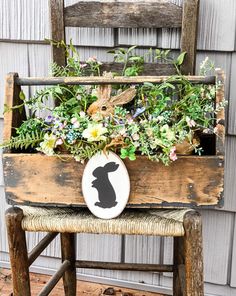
[82,151,130,219]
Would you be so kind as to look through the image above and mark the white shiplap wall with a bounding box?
[1,0,236,295]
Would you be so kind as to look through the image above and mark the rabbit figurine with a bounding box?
[92,162,119,208]
[87,73,136,118]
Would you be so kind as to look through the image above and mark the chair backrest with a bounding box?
[49,0,200,75]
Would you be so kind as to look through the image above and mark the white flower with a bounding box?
[132,133,140,141]
[119,128,127,136]
[37,133,57,156]
[82,123,107,142]
[79,111,86,118]
[186,116,196,128]
[160,124,175,141]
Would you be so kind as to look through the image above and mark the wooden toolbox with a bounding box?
[3,72,225,208]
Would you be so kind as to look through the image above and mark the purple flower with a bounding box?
[133,107,146,118]
[45,115,54,124]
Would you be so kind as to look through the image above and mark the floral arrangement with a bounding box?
[2,42,226,165]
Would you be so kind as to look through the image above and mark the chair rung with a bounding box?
[28,232,58,266]
[75,260,173,272]
[38,260,70,296]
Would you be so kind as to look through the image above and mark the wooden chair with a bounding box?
[4,0,206,295]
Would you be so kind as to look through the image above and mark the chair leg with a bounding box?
[173,236,185,295]
[5,207,31,296]
[61,233,77,295]
[173,211,204,296]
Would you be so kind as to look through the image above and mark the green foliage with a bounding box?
[1,42,227,165]
[1,130,44,150]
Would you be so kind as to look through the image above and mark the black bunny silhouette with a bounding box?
[92,162,119,208]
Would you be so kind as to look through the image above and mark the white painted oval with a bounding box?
[82,151,130,219]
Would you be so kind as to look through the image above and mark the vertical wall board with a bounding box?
[75,46,114,62]
[159,275,236,296]
[222,136,236,212]
[228,53,236,135]
[197,0,236,51]
[115,235,161,285]
[66,27,114,47]
[27,44,54,118]
[0,187,9,253]
[0,42,29,117]
[162,210,234,285]
[230,214,236,287]
[160,0,236,51]
[0,119,4,186]
[196,210,234,285]
[76,233,122,279]
[118,28,157,47]
[0,0,50,41]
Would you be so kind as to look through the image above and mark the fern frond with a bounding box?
[1,130,45,150]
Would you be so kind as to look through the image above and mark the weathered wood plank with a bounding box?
[64,1,182,29]
[215,69,225,156]
[75,261,173,272]
[49,0,66,67]
[16,75,216,86]
[3,154,224,207]
[101,63,176,76]
[3,73,26,142]
[180,0,199,74]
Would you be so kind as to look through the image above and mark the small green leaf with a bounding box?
[176,52,187,66]
[129,154,136,161]
[54,86,63,94]
[127,45,137,53]
[19,91,26,101]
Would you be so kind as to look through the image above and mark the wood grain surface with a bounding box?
[64,1,182,29]
[3,154,224,207]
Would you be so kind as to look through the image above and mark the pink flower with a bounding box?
[87,56,97,63]
[169,147,178,161]
[55,138,63,146]
[186,116,196,128]
[80,63,87,68]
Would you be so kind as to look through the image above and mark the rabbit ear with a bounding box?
[97,84,112,101]
[104,162,119,172]
[110,87,136,105]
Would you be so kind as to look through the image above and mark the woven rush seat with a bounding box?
[19,206,192,236]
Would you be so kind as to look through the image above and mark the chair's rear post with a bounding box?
[3,73,26,143]
[173,211,204,296]
[215,69,225,156]
[180,0,200,74]
[49,0,66,67]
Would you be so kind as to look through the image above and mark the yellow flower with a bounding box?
[82,123,107,142]
[37,133,57,156]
